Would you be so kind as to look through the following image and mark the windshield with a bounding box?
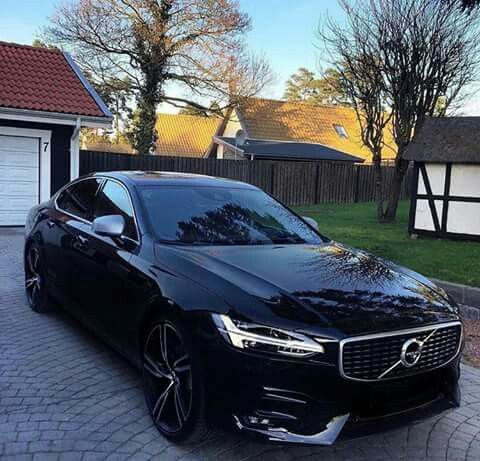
[139,186,323,246]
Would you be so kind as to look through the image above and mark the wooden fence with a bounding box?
[80,150,412,206]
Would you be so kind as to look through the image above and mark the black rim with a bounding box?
[25,247,42,306]
[143,322,193,434]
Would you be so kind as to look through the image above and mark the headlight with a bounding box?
[211,314,327,357]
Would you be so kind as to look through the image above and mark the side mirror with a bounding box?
[92,215,125,238]
[302,216,319,231]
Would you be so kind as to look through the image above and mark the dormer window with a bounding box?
[333,124,348,139]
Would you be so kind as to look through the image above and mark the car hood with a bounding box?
[155,242,460,337]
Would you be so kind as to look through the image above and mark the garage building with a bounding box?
[0,41,112,226]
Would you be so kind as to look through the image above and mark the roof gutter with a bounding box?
[213,136,245,154]
[0,106,112,129]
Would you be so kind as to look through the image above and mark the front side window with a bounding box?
[93,180,138,241]
[139,186,323,246]
[56,179,102,221]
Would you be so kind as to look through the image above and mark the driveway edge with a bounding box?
[433,278,480,314]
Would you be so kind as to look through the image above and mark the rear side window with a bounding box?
[57,179,102,221]
[93,180,138,241]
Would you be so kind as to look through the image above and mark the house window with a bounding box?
[333,124,348,139]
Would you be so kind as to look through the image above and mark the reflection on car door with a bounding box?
[42,178,103,319]
[75,179,140,354]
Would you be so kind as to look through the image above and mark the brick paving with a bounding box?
[2,227,480,460]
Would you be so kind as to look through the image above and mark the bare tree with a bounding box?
[44,0,272,155]
[322,0,480,221]
[320,22,391,221]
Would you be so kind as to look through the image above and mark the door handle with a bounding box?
[77,235,89,246]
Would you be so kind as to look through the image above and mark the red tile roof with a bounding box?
[0,41,106,118]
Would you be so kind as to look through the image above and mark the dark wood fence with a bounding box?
[80,150,411,206]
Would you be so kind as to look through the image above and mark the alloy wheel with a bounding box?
[25,246,43,307]
[143,321,193,435]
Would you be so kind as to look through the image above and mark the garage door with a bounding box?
[0,135,40,225]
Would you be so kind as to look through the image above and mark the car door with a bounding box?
[75,179,140,353]
[42,178,103,318]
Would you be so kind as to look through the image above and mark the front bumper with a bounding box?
[198,324,461,445]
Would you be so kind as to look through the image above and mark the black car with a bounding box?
[24,171,463,445]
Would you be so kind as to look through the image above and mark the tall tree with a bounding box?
[322,0,480,221]
[320,46,391,221]
[283,67,350,105]
[45,0,271,155]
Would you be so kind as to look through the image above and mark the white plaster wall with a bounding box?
[217,116,242,160]
[222,117,242,137]
[450,165,480,198]
[418,163,446,195]
[447,202,480,236]
[415,199,443,231]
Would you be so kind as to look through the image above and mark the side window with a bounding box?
[56,179,102,221]
[93,180,138,241]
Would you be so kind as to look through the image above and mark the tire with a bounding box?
[24,243,52,313]
[142,315,210,443]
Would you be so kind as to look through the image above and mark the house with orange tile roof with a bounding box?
[155,113,222,158]
[155,97,396,163]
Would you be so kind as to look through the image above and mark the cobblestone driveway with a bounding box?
[2,228,480,461]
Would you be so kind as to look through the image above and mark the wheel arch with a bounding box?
[137,296,186,364]
[23,233,44,268]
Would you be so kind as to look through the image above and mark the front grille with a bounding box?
[340,322,462,381]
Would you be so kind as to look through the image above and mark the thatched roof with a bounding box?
[405,116,480,163]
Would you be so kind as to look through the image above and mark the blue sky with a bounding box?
[0,0,343,98]
[1,0,478,113]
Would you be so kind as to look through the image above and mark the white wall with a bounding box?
[418,164,445,195]
[450,164,480,198]
[217,112,242,160]
[414,199,443,231]
[447,201,480,235]
[414,162,480,237]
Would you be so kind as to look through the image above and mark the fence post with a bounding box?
[270,163,275,195]
[354,165,360,203]
[314,163,320,204]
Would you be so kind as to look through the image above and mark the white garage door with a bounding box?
[0,134,40,226]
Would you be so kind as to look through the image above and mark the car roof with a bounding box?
[88,171,259,190]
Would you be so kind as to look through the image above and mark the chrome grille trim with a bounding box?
[339,321,463,382]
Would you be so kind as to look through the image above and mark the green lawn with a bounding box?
[293,201,480,287]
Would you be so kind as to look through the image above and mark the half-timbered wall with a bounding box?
[410,162,480,241]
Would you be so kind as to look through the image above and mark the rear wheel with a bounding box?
[25,243,51,313]
[142,317,210,443]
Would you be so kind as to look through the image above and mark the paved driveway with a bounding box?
[2,229,480,461]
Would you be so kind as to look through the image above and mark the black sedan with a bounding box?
[24,171,463,445]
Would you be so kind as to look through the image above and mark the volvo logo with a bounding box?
[400,338,423,367]
[377,328,438,379]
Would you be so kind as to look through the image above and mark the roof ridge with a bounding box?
[158,112,221,121]
[0,40,62,54]
[240,96,352,112]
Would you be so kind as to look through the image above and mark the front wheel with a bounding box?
[142,317,210,443]
[25,243,51,313]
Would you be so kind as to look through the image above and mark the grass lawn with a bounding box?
[293,201,480,288]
